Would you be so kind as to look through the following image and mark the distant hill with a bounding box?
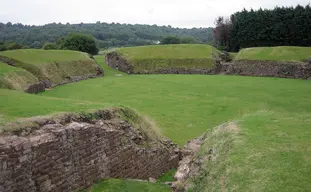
[0,22,213,49]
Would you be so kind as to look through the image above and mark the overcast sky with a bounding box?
[0,0,309,28]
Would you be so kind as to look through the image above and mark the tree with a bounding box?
[42,42,58,50]
[180,37,197,44]
[213,16,232,50]
[60,33,99,55]
[161,36,181,44]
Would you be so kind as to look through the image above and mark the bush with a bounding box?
[180,37,197,44]
[60,33,99,55]
[42,42,58,50]
[0,42,24,51]
[161,36,181,44]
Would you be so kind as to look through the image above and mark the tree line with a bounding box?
[213,4,311,52]
[0,22,213,49]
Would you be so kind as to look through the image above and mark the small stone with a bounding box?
[165,182,173,186]
[149,177,157,183]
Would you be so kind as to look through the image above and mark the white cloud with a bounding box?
[0,0,309,28]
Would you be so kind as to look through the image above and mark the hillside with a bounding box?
[0,49,103,89]
[0,62,40,92]
[235,46,311,62]
[107,44,220,73]
[0,22,213,48]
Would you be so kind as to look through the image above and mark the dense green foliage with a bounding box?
[161,36,181,44]
[0,22,213,49]
[228,5,311,51]
[0,42,27,51]
[59,33,99,55]
[42,42,58,50]
[161,36,197,44]
[117,44,219,72]
[235,46,311,62]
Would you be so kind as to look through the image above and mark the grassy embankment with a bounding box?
[0,62,39,91]
[116,44,220,73]
[0,49,101,87]
[235,46,311,62]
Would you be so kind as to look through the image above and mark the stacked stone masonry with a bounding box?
[0,115,180,192]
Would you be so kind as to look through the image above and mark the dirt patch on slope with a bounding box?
[172,122,240,192]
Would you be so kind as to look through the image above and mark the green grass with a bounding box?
[235,46,311,62]
[83,179,170,192]
[1,55,311,191]
[0,49,92,65]
[0,88,107,126]
[117,44,220,72]
[0,62,39,91]
[0,62,22,75]
[0,49,101,86]
[189,110,311,192]
[157,169,176,183]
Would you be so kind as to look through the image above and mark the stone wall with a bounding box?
[105,52,311,79]
[0,110,180,192]
[222,60,311,79]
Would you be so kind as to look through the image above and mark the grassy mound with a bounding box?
[0,49,102,86]
[116,44,220,73]
[189,110,311,191]
[235,46,311,62]
[0,62,39,91]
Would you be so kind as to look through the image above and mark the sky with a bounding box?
[0,0,309,28]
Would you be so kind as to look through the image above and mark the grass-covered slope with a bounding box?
[116,44,220,73]
[235,46,311,62]
[0,62,39,91]
[189,110,311,192]
[0,49,103,87]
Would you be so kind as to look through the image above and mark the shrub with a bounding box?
[60,33,99,55]
[161,36,181,44]
[42,42,58,50]
[180,37,197,44]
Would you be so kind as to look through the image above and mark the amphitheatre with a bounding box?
[1,44,311,192]
[0,4,311,192]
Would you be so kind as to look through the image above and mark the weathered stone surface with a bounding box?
[0,110,180,192]
[24,82,45,94]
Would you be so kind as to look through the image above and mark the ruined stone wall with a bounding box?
[222,60,311,79]
[0,111,180,192]
[105,52,311,79]
[105,52,133,74]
